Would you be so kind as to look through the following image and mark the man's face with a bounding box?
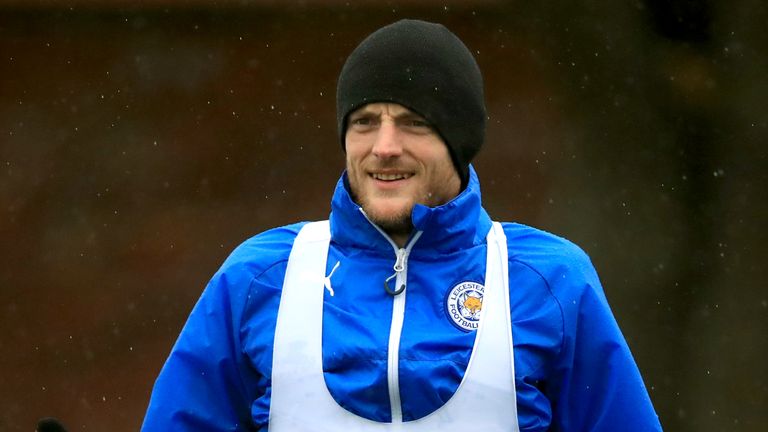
[345,102,461,238]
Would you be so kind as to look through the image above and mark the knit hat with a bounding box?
[336,19,486,186]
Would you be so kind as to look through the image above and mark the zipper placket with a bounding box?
[359,209,423,424]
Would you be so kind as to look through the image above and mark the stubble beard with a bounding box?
[353,192,414,239]
[366,205,413,238]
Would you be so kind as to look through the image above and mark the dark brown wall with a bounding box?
[1,2,766,431]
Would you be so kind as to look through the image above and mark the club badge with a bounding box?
[445,281,484,331]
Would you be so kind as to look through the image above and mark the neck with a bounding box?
[388,231,409,248]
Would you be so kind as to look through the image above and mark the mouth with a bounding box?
[370,172,413,181]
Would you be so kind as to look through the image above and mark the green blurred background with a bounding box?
[1,1,766,430]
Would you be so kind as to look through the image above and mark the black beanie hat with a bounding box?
[336,19,486,186]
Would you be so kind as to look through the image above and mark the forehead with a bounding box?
[349,102,422,117]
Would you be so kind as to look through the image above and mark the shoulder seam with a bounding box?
[235,257,291,399]
[509,258,566,372]
[239,256,291,335]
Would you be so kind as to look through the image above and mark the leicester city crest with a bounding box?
[445,281,485,331]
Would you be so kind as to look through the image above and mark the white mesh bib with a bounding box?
[269,221,519,431]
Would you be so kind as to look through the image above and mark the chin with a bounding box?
[363,200,414,232]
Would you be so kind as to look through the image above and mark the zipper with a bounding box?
[358,208,423,423]
[384,248,407,295]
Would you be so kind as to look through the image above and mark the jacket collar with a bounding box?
[329,165,492,256]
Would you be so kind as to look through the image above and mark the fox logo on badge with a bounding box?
[445,281,485,331]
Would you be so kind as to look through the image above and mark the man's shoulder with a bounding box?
[217,221,312,279]
[500,222,587,259]
[499,222,595,286]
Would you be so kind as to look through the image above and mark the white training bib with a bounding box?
[269,221,519,431]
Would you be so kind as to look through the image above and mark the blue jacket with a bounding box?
[142,167,661,431]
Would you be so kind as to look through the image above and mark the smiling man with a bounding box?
[345,102,461,245]
[143,19,662,431]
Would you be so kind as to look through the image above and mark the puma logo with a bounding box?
[324,261,340,297]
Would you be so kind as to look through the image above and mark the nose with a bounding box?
[371,120,403,159]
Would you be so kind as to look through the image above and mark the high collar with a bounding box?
[329,165,492,256]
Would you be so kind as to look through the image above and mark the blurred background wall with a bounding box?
[0,1,765,430]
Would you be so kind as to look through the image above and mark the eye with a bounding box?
[348,115,378,131]
[401,117,434,134]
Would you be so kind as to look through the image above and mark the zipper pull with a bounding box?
[384,248,407,296]
[393,248,406,272]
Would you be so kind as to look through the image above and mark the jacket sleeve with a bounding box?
[141,265,261,431]
[550,249,662,431]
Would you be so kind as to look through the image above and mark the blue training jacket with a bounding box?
[142,166,662,431]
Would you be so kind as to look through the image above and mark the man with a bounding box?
[142,19,662,431]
